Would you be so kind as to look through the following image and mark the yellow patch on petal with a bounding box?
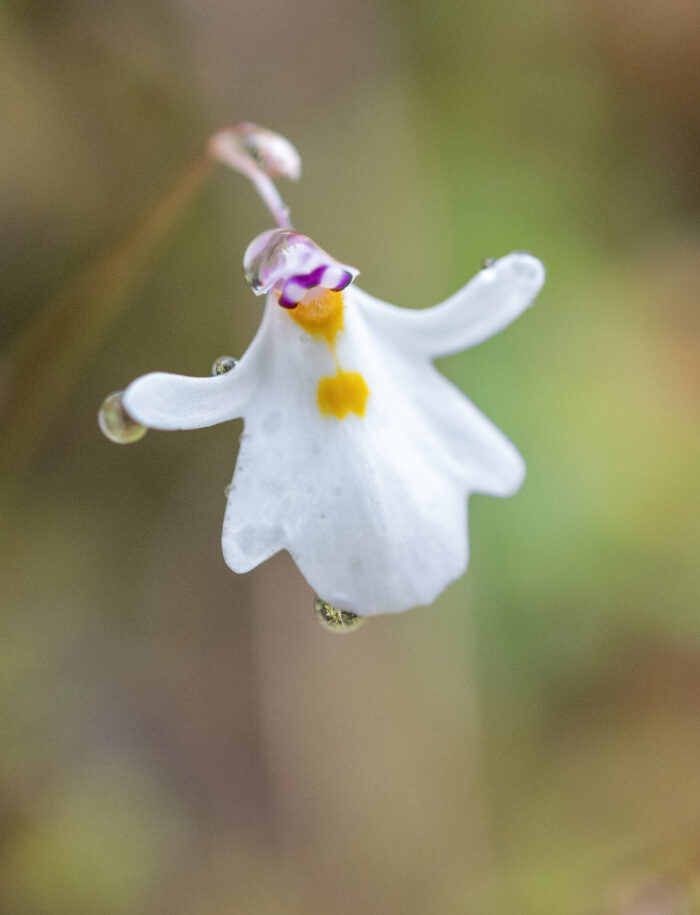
[317,370,369,419]
[288,288,344,349]
[284,287,370,420]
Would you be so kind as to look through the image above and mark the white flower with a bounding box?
[103,125,545,618]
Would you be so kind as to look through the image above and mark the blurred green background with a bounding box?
[2,0,699,912]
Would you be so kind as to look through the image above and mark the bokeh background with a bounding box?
[2,0,699,912]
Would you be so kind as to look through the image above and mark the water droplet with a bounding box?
[480,258,495,269]
[211,355,238,376]
[224,483,232,498]
[314,598,365,634]
[98,391,147,444]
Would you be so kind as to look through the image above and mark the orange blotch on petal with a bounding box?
[288,288,344,348]
[317,370,369,419]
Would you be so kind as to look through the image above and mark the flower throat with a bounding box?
[287,289,369,420]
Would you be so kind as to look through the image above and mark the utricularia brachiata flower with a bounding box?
[99,123,545,627]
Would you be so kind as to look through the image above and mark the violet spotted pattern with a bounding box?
[244,228,357,308]
[103,124,545,617]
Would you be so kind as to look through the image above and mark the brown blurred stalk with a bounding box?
[0,149,214,478]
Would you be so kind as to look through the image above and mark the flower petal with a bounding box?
[219,288,526,615]
[221,407,471,616]
[353,252,544,359]
[123,370,249,430]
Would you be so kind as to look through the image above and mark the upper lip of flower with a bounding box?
[243,228,359,308]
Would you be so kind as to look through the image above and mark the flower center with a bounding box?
[284,288,370,421]
[288,287,344,349]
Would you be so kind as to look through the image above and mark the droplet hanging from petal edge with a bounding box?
[314,598,365,633]
[98,391,148,444]
[211,355,238,375]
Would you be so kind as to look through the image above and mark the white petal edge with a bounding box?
[123,370,249,430]
[353,252,544,360]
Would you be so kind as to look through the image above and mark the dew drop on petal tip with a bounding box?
[211,355,238,375]
[480,257,495,269]
[98,391,147,445]
[314,598,365,633]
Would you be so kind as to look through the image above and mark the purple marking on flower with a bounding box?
[243,228,359,308]
[284,266,354,303]
[279,265,334,307]
[295,265,327,288]
[278,288,300,308]
[331,272,354,291]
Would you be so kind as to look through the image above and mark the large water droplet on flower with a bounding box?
[211,355,238,376]
[98,391,147,444]
[243,228,298,296]
[314,598,365,633]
